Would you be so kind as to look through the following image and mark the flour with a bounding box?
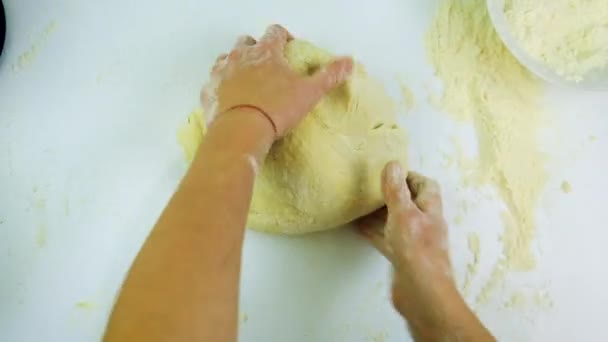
[561,180,573,193]
[245,155,260,175]
[462,232,481,297]
[504,291,526,309]
[398,80,415,112]
[12,21,57,72]
[504,0,608,82]
[426,0,547,302]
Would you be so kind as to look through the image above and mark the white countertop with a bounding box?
[1,0,607,341]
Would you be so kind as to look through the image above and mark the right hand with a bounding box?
[356,161,455,317]
[201,24,353,139]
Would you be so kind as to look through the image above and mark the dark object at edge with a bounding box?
[1,0,6,57]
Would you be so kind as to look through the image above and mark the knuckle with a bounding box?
[271,24,286,34]
[392,207,421,228]
[426,180,441,195]
[419,193,442,209]
[264,24,285,41]
[215,53,228,63]
[200,89,210,105]
[235,36,248,47]
[228,50,241,61]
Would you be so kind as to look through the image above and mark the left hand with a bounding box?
[201,24,354,138]
[355,162,454,317]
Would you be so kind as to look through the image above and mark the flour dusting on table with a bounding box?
[426,0,547,303]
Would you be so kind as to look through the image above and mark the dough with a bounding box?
[178,39,408,234]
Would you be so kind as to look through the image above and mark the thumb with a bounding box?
[308,57,354,97]
[381,161,414,212]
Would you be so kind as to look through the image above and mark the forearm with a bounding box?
[394,283,494,342]
[104,108,274,342]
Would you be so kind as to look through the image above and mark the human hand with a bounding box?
[356,161,455,317]
[201,24,354,138]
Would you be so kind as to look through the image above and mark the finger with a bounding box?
[200,85,218,121]
[407,172,443,215]
[358,225,392,260]
[367,207,389,223]
[382,161,415,212]
[307,57,354,96]
[215,53,228,64]
[212,54,229,75]
[259,24,291,50]
[233,35,257,49]
[353,207,388,230]
[200,85,211,108]
[200,85,216,108]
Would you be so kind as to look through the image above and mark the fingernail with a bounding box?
[344,57,354,73]
[385,161,404,191]
[338,57,354,79]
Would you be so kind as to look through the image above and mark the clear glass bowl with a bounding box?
[487,0,608,90]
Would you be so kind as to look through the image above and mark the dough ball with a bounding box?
[179,39,408,234]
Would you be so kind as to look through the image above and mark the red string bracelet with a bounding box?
[222,104,278,138]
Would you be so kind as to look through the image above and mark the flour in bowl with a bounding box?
[504,0,608,82]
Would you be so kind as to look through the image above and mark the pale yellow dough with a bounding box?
[179,40,408,234]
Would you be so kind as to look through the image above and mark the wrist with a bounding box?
[393,279,482,334]
[221,105,278,138]
[206,107,275,162]
[393,279,493,341]
[392,277,462,320]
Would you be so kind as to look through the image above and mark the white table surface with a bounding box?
[1,0,607,341]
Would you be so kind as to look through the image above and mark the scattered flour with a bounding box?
[426,0,547,303]
[462,232,481,297]
[398,80,415,112]
[12,21,57,72]
[504,291,527,309]
[561,181,573,193]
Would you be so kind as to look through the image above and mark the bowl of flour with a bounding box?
[487,0,608,90]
